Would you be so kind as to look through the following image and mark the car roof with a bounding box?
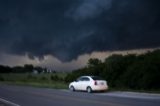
[80,76,98,78]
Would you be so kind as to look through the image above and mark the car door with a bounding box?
[80,77,90,90]
[74,77,83,90]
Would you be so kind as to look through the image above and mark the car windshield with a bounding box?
[91,76,103,80]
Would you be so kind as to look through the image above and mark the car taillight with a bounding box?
[94,81,97,85]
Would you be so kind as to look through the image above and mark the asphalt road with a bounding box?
[0,85,160,106]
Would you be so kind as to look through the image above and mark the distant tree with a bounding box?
[102,54,124,87]
[12,66,24,73]
[24,64,34,73]
[0,65,12,73]
[34,66,43,73]
[88,58,102,67]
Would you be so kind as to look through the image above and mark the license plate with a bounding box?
[100,82,104,85]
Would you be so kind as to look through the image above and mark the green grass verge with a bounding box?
[0,73,68,89]
[0,81,68,89]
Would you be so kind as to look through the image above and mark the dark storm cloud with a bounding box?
[66,0,112,21]
[0,0,160,62]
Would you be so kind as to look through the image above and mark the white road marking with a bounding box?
[0,98,20,106]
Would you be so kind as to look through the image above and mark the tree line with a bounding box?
[65,49,160,90]
[0,64,54,73]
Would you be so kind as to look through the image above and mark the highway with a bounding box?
[0,84,160,106]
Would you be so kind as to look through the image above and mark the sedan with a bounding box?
[69,76,108,93]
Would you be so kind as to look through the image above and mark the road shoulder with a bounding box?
[95,91,160,100]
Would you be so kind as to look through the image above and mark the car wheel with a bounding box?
[87,86,92,93]
[70,86,75,92]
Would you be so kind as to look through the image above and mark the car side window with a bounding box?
[82,77,90,81]
[77,77,90,82]
[77,77,83,81]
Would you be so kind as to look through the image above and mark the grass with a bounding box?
[0,81,68,89]
[0,73,68,89]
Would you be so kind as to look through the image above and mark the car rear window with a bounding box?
[91,76,103,80]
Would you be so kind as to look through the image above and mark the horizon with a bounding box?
[0,48,159,71]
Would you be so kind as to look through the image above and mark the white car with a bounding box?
[69,76,108,93]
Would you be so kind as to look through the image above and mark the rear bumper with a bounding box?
[92,85,108,91]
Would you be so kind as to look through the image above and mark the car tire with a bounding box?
[70,86,75,92]
[87,86,92,93]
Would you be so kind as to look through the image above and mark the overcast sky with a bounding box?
[0,0,160,71]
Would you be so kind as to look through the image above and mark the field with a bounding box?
[0,73,68,89]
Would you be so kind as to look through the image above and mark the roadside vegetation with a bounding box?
[0,73,68,89]
[0,49,160,92]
